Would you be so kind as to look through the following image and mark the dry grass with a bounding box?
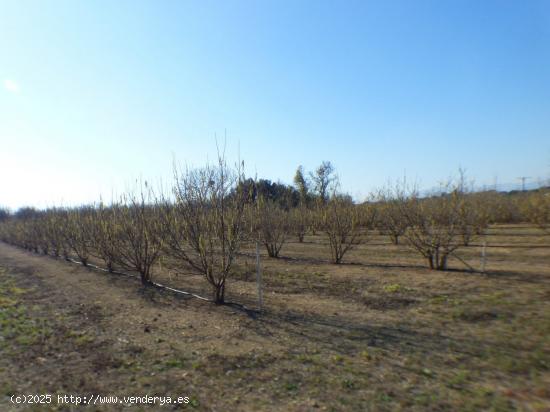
[1,224,549,411]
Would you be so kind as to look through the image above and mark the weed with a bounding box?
[383,283,402,293]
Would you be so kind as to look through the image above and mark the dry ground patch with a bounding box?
[1,224,549,411]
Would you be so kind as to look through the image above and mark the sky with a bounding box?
[1,0,549,209]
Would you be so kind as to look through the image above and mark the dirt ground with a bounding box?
[1,224,549,411]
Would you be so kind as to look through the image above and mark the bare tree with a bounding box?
[399,185,476,270]
[376,183,409,245]
[164,156,249,304]
[63,207,93,266]
[90,203,118,272]
[290,204,310,243]
[47,209,69,258]
[36,212,51,255]
[458,194,489,246]
[455,169,488,245]
[320,195,365,264]
[113,184,164,285]
[256,197,289,258]
[524,190,550,234]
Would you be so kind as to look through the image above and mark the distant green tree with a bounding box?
[14,207,39,219]
[235,178,299,208]
[0,207,10,222]
[310,161,336,205]
[256,179,299,207]
[293,166,310,205]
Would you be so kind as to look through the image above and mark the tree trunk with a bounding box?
[140,269,152,286]
[214,283,225,304]
[437,254,448,270]
[266,244,279,258]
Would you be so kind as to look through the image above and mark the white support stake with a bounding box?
[480,241,487,273]
[256,241,263,312]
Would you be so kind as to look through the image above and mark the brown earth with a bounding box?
[1,224,549,411]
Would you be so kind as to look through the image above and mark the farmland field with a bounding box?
[1,224,549,411]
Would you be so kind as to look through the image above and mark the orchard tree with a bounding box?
[256,196,290,258]
[458,194,489,246]
[45,208,68,258]
[113,184,164,285]
[290,204,310,243]
[320,194,365,264]
[524,190,550,234]
[164,156,249,304]
[376,184,409,245]
[90,203,119,272]
[399,185,475,270]
[63,207,93,266]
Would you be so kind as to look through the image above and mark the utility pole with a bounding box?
[517,176,531,192]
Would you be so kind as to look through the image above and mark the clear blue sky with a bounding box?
[1,0,549,209]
